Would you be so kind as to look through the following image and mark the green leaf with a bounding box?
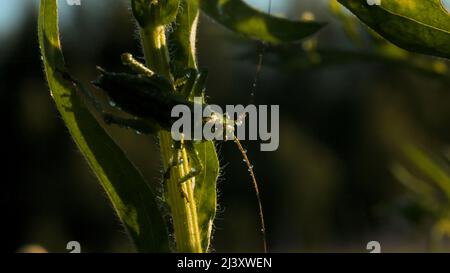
[169,0,200,76]
[193,141,220,252]
[329,0,364,47]
[338,0,450,59]
[200,0,325,44]
[401,145,450,200]
[259,45,449,82]
[38,0,169,252]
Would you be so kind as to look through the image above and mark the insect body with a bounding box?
[93,67,194,132]
[92,59,235,139]
[89,53,267,252]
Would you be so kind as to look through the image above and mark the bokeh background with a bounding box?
[1,0,450,252]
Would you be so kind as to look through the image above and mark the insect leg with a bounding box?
[162,141,190,200]
[178,141,204,184]
[176,69,198,98]
[57,69,102,111]
[58,69,161,137]
[188,69,208,101]
[103,114,159,135]
[163,141,181,182]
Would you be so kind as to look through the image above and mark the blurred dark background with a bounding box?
[1,0,450,252]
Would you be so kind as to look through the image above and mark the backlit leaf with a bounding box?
[339,0,450,59]
[200,0,325,44]
[38,0,169,252]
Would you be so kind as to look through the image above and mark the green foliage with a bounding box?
[39,0,450,253]
[393,146,450,213]
[392,145,450,251]
[132,0,220,253]
[192,141,220,251]
[200,0,325,43]
[169,0,200,76]
[261,0,449,83]
[338,0,450,59]
[169,0,220,251]
[38,0,169,252]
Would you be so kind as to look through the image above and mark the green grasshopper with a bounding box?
[70,53,267,252]
[91,53,230,184]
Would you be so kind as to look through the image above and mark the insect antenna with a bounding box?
[249,0,272,104]
[233,136,268,253]
[121,53,155,78]
[233,0,272,253]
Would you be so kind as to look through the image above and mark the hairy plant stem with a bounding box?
[139,25,202,253]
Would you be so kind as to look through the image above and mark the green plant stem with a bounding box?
[139,25,202,253]
[139,26,173,81]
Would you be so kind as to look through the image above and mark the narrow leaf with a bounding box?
[338,0,450,59]
[193,141,220,252]
[200,0,325,44]
[38,0,169,252]
[170,0,200,76]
